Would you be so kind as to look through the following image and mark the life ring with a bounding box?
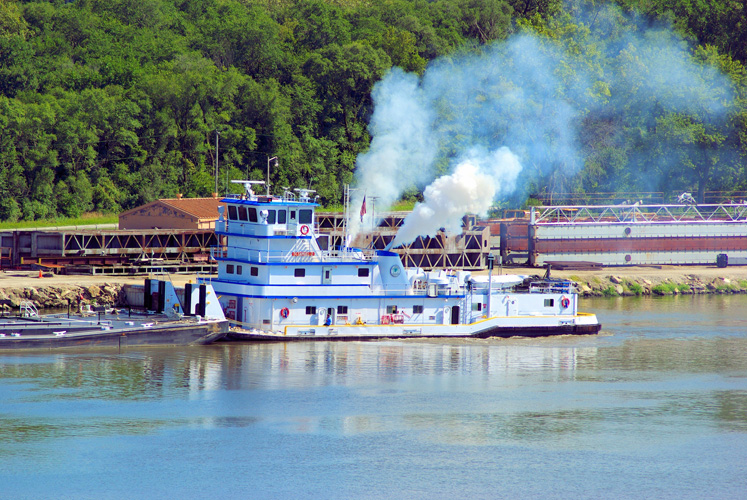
[560,296,570,309]
[280,307,290,318]
[300,225,310,235]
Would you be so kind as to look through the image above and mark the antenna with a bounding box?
[294,188,316,203]
[231,180,265,198]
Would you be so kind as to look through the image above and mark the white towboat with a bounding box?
[206,181,601,341]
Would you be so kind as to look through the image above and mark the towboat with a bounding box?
[206,181,601,341]
[0,280,229,350]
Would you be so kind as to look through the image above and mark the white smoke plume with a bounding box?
[390,147,522,247]
[348,68,435,239]
[349,2,737,245]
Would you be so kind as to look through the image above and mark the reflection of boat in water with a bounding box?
[207,181,601,341]
[0,280,228,350]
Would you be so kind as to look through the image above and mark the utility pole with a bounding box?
[267,156,278,196]
[214,130,220,195]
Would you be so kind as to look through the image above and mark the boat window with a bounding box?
[236,265,242,275]
[277,210,287,224]
[294,268,305,277]
[290,210,296,221]
[386,305,398,314]
[305,306,316,315]
[248,207,258,223]
[267,210,276,224]
[544,299,555,307]
[228,205,238,220]
[226,264,234,274]
[413,305,423,314]
[472,303,482,311]
[337,306,348,314]
[357,268,369,277]
[238,206,248,221]
[251,267,258,276]
[299,209,312,224]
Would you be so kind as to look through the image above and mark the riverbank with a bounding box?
[0,271,196,310]
[2,265,747,310]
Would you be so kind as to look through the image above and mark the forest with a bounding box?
[0,0,745,221]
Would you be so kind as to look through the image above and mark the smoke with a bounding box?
[391,147,522,247]
[351,1,738,245]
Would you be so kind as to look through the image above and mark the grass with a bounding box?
[602,286,620,297]
[0,213,118,230]
[317,200,417,213]
[651,282,678,295]
[627,282,644,295]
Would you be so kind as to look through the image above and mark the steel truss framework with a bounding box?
[1,229,222,272]
[533,203,747,224]
[316,211,489,270]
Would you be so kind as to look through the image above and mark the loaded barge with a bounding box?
[205,181,601,341]
[0,279,228,350]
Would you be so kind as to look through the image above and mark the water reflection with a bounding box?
[1,295,746,451]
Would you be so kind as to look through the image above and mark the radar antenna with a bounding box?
[231,180,265,198]
[294,188,316,203]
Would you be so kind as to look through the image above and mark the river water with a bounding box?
[1,295,745,499]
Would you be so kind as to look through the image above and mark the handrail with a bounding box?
[20,301,38,318]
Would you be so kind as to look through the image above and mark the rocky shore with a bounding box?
[570,273,747,297]
[0,283,127,311]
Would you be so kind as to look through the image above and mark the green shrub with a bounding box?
[627,282,644,295]
[652,283,677,295]
[602,286,620,297]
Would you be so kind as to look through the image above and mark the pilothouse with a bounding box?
[205,180,601,340]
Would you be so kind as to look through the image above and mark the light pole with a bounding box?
[214,130,220,196]
[267,156,278,196]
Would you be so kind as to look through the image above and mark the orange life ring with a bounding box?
[300,225,310,235]
[280,307,290,318]
[560,296,570,308]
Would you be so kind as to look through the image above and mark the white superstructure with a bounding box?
[205,181,601,340]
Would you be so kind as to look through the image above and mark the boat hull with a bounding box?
[226,314,601,342]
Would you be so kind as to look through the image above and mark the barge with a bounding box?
[0,279,228,350]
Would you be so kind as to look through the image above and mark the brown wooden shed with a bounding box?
[118,196,226,230]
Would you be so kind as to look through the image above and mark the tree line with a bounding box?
[0,0,745,221]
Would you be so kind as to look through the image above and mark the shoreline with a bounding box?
[2,265,747,310]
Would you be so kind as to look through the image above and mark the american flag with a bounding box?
[360,195,366,222]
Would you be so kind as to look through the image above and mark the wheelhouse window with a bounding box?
[228,205,238,220]
[278,210,287,224]
[544,299,554,307]
[238,206,248,221]
[290,210,296,221]
[294,268,305,277]
[248,207,258,223]
[386,305,398,314]
[251,267,258,276]
[337,306,348,314]
[305,306,316,315]
[226,264,234,274]
[236,265,243,275]
[267,210,276,224]
[413,305,424,314]
[358,268,370,277]
[472,303,482,311]
[299,209,312,224]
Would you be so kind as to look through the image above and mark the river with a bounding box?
[1,295,745,499]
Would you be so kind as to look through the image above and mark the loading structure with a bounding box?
[316,212,490,270]
[528,203,747,266]
[0,228,221,274]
